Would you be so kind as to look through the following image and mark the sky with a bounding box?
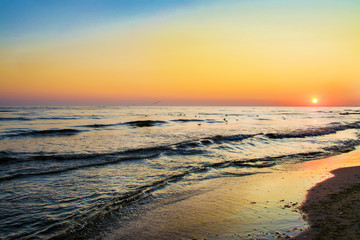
[1,0,359,106]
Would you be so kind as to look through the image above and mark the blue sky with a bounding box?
[0,0,197,43]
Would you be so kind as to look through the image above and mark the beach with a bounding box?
[102,148,360,240]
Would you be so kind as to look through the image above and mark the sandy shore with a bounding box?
[101,148,360,240]
[293,166,360,239]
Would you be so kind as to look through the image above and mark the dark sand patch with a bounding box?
[293,166,360,239]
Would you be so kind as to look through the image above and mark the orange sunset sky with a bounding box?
[0,0,359,106]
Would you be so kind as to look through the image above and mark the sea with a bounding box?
[0,106,359,239]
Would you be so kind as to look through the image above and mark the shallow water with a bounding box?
[0,106,359,239]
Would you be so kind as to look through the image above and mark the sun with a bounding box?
[312,98,318,104]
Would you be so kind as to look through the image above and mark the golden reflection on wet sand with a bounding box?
[106,148,360,239]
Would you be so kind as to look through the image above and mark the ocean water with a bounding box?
[0,106,360,239]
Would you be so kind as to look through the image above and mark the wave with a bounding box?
[1,120,359,183]
[0,134,257,181]
[122,120,167,127]
[204,119,226,123]
[2,120,358,154]
[2,128,359,183]
[171,119,204,122]
[4,128,82,138]
[265,121,360,139]
[198,113,224,116]
[0,117,32,121]
[0,109,16,112]
[2,131,360,239]
[0,116,80,121]
[2,120,359,162]
[0,153,161,182]
[0,153,156,182]
[48,138,360,239]
[339,111,360,115]
[38,117,80,120]
[83,123,122,128]
[83,119,205,129]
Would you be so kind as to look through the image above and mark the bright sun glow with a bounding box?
[312,98,318,104]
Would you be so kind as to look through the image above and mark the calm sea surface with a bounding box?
[0,106,359,239]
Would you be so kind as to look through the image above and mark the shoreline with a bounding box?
[100,148,360,240]
[293,165,360,239]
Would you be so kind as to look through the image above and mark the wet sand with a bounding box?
[103,148,360,240]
